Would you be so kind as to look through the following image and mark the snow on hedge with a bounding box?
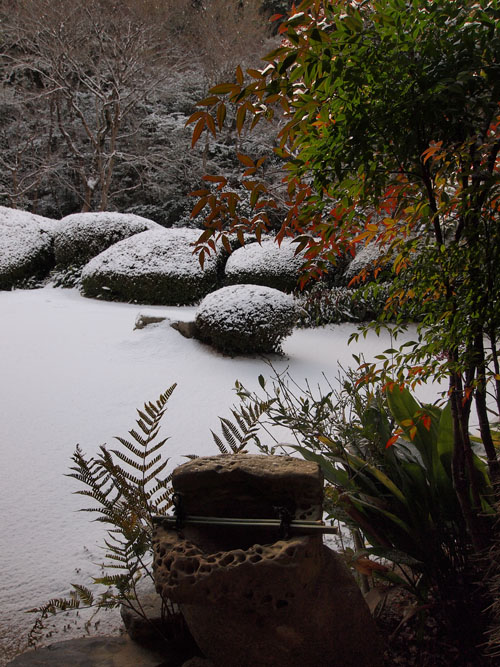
[224,238,305,292]
[343,242,392,284]
[54,211,161,267]
[195,284,299,354]
[81,228,218,305]
[0,206,55,289]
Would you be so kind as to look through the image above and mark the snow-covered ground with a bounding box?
[0,286,440,663]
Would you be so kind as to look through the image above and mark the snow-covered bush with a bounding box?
[81,228,219,305]
[54,212,160,268]
[297,283,392,326]
[343,242,393,285]
[195,284,299,354]
[224,238,305,292]
[0,206,55,289]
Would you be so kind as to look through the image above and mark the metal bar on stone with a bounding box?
[153,515,338,534]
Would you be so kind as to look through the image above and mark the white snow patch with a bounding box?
[225,237,304,280]
[0,286,443,658]
[0,206,54,280]
[196,284,296,332]
[54,211,161,265]
[82,228,217,278]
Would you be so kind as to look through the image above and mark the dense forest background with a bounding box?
[0,0,291,225]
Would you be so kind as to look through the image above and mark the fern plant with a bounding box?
[210,388,274,454]
[29,385,177,645]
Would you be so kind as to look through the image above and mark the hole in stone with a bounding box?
[220,554,235,567]
[276,599,288,609]
[249,554,262,563]
[179,561,198,575]
[286,546,297,557]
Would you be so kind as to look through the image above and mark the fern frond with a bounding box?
[211,430,228,454]
[70,584,94,606]
[114,436,145,458]
[137,410,154,426]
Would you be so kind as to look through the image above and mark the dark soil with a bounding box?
[376,587,493,667]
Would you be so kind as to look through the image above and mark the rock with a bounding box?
[181,659,214,667]
[7,636,167,666]
[81,229,218,305]
[170,320,198,339]
[134,314,168,329]
[153,454,383,667]
[194,284,299,355]
[172,454,323,522]
[0,206,55,289]
[119,578,200,663]
[120,592,175,645]
[224,238,305,292]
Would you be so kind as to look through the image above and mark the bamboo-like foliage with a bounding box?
[28,385,177,645]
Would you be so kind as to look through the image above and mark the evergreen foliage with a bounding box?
[28,386,177,645]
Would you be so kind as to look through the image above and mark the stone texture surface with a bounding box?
[153,454,383,667]
[172,453,323,520]
[7,636,166,666]
[120,591,184,646]
[170,320,198,339]
[181,659,214,667]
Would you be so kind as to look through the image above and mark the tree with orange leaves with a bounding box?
[188,0,500,551]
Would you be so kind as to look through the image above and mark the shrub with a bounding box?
[54,212,161,268]
[194,284,298,354]
[297,283,392,327]
[227,369,494,657]
[81,228,219,305]
[0,206,55,289]
[224,238,305,292]
[342,242,393,286]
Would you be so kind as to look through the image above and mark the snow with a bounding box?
[225,237,305,282]
[54,211,161,266]
[81,228,217,278]
[195,284,297,332]
[0,207,54,282]
[0,286,441,660]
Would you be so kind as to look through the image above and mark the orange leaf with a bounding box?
[421,414,432,431]
[185,110,205,126]
[216,103,226,130]
[191,117,205,148]
[190,196,208,219]
[236,106,247,134]
[236,65,244,85]
[205,113,216,138]
[237,153,254,167]
[386,434,399,449]
[354,557,390,576]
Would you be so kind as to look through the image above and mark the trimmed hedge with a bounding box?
[81,228,218,305]
[195,284,299,354]
[224,238,305,292]
[0,206,55,289]
[54,212,160,267]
